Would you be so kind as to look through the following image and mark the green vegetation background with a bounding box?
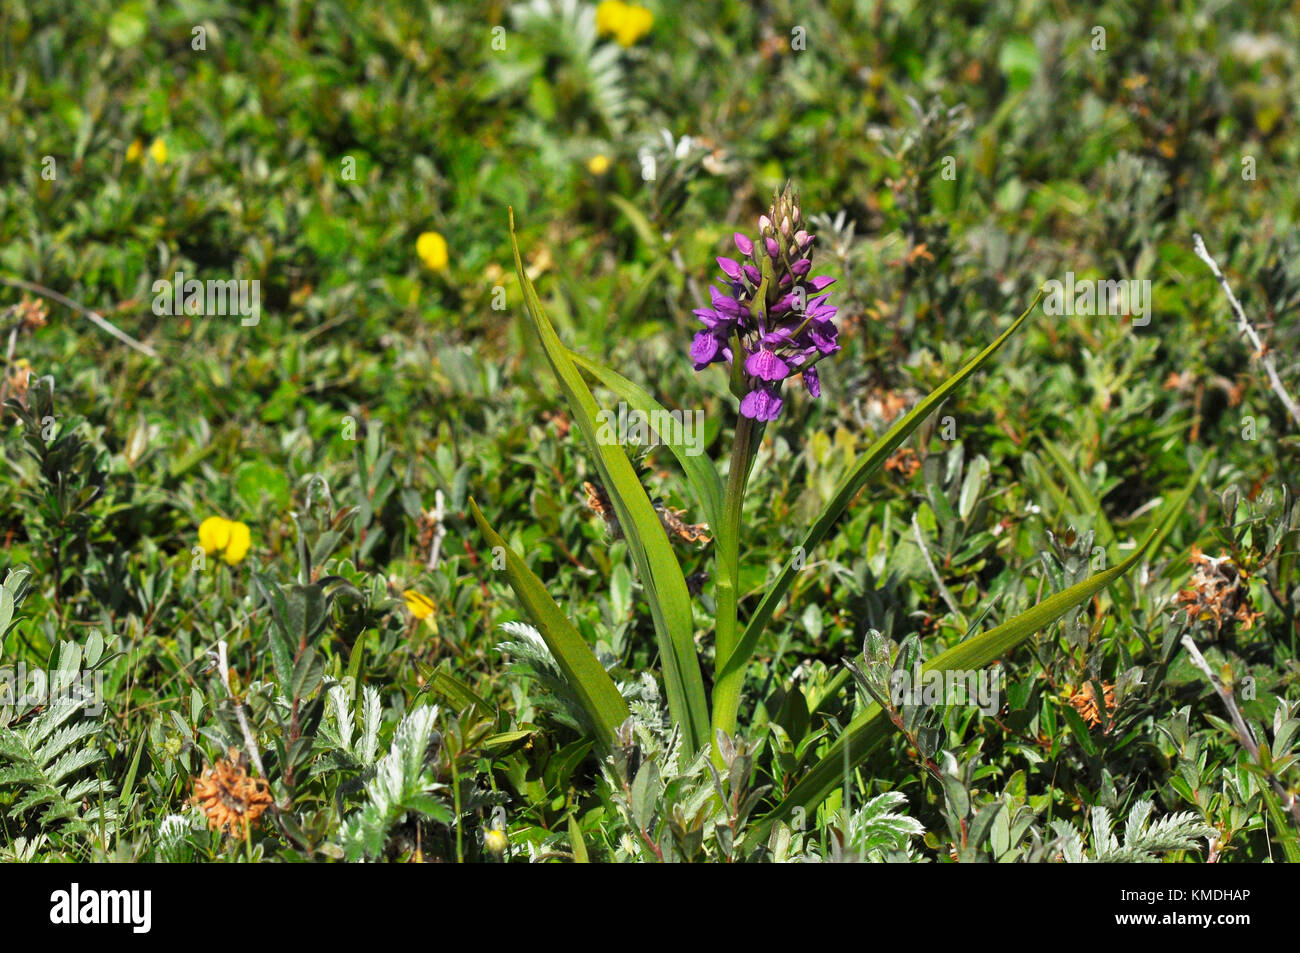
[0,0,1297,861]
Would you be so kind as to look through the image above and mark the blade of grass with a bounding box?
[422,665,495,715]
[1022,451,1073,525]
[1039,437,1116,550]
[1261,786,1300,862]
[568,814,591,863]
[469,499,628,752]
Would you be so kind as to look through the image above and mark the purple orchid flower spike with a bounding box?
[689,185,840,421]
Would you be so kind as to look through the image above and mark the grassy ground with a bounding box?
[1,0,1299,862]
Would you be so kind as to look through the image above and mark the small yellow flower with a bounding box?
[595,0,622,35]
[223,521,251,564]
[416,231,449,271]
[126,138,144,162]
[484,827,508,856]
[148,137,168,164]
[198,516,232,555]
[587,154,612,175]
[596,1,653,47]
[198,516,252,565]
[404,589,435,620]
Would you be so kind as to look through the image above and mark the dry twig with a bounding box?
[0,276,159,358]
[1192,234,1300,430]
[1181,633,1300,829]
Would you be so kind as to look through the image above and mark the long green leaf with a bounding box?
[759,451,1212,832]
[568,350,724,533]
[469,499,628,752]
[1142,452,1211,560]
[718,292,1045,688]
[1040,437,1116,550]
[509,212,710,752]
[1022,451,1073,526]
[1261,784,1300,863]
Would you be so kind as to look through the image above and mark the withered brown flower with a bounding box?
[5,359,33,406]
[1067,681,1116,728]
[655,504,712,545]
[884,447,921,479]
[192,747,273,836]
[582,478,710,546]
[416,509,438,553]
[863,386,910,428]
[16,296,48,331]
[542,409,571,439]
[1174,546,1263,635]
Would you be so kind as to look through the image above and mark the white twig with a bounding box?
[0,321,18,407]
[1192,234,1300,429]
[425,489,447,570]
[0,276,159,358]
[912,512,964,623]
[1181,633,1300,828]
[215,639,267,779]
[1181,634,1258,754]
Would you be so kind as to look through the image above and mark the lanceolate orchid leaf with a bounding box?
[469,499,628,753]
[757,451,1211,834]
[508,212,710,753]
[717,292,1046,691]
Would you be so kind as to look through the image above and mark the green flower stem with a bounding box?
[710,411,758,750]
[710,255,776,754]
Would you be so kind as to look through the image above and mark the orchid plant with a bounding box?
[472,189,1208,835]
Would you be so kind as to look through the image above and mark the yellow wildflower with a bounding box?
[126,138,144,162]
[198,516,232,554]
[596,1,653,47]
[404,589,435,620]
[223,521,252,564]
[416,231,449,271]
[148,138,168,164]
[587,154,612,175]
[198,516,252,565]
